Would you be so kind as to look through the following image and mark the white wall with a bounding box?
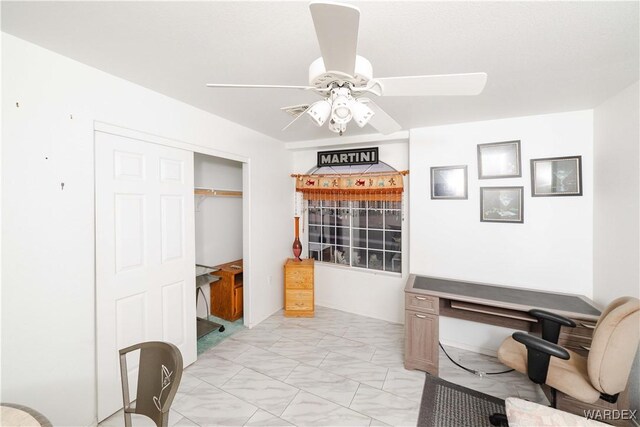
[1,34,292,427]
[410,110,594,353]
[592,81,640,414]
[194,154,243,317]
[593,81,640,304]
[292,141,409,323]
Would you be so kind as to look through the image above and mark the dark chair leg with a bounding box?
[489,413,509,426]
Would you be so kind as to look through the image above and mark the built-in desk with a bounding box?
[404,274,601,375]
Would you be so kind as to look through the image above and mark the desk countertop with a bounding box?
[406,274,601,321]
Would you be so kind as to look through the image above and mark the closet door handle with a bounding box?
[415,296,427,301]
[415,314,427,319]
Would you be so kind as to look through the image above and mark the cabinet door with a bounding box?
[405,310,438,374]
[233,286,243,318]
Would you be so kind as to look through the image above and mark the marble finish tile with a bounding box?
[272,324,327,343]
[244,409,293,427]
[280,391,370,427]
[370,348,405,369]
[316,335,377,362]
[319,352,389,389]
[221,368,299,416]
[369,419,392,427]
[184,354,244,387]
[342,327,404,347]
[284,364,360,406]
[382,368,426,402]
[173,417,200,427]
[267,338,329,367]
[99,409,183,426]
[230,329,283,349]
[175,372,204,402]
[234,345,300,380]
[185,305,542,426]
[172,381,257,426]
[210,338,252,361]
[349,384,420,427]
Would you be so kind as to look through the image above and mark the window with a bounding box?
[307,199,402,273]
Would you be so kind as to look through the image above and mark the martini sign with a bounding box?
[317,148,379,167]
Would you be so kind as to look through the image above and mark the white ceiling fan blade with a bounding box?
[377,73,488,96]
[309,1,360,75]
[206,83,315,90]
[361,99,402,135]
[281,105,310,131]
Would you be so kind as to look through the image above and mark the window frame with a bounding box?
[306,199,403,275]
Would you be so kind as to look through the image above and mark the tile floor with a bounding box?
[101,306,547,427]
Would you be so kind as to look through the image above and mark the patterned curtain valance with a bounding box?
[292,171,408,202]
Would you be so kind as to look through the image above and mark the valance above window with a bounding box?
[292,171,408,202]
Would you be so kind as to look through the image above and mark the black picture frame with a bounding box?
[530,155,583,197]
[480,186,524,223]
[430,165,468,200]
[477,140,522,179]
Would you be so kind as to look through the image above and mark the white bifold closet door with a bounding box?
[95,131,196,421]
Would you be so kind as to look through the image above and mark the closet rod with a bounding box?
[194,188,242,197]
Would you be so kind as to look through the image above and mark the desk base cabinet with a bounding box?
[404,309,439,374]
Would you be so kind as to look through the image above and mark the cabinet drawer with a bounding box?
[405,293,439,314]
[285,268,313,288]
[285,290,313,311]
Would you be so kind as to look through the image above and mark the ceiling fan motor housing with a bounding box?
[309,55,373,89]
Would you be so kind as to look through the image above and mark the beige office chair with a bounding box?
[119,341,183,427]
[498,297,639,410]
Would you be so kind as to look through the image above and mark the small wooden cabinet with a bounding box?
[284,258,314,317]
[404,292,439,374]
[210,259,243,321]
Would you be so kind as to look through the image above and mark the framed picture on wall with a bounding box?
[477,140,522,179]
[430,165,468,199]
[531,156,582,197]
[480,186,524,223]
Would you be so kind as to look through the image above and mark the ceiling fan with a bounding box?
[206,1,487,136]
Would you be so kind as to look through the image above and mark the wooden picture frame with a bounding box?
[530,155,582,197]
[480,186,524,223]
[430,165,468,200]
[477,140,522,179]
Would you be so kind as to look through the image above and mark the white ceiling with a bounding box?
[2,1,638,143]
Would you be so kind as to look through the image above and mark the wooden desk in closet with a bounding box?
[211,259,243,321]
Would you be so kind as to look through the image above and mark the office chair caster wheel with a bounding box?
[219,325,225,332]
[489,413,508,426]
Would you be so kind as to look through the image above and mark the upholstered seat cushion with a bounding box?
[505,397,608,426]
[498,337,601,404]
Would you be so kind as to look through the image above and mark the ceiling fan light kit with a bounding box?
[206,1,488,136]
[307,99,332,127]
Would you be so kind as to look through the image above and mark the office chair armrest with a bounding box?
[528,309,576,344]
[513,332,571,360]
[528,309,576,328]
[513,331,570,385]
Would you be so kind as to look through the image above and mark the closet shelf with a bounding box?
[194,188,242,197]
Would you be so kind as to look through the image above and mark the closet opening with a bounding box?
[193,153,245,356]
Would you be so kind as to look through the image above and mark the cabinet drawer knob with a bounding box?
[415,313,427,319]
[415,296,427,301]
